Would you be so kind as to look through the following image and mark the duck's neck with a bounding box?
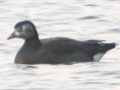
[24,35,41,48]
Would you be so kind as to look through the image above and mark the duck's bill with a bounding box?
[7,31,17,40]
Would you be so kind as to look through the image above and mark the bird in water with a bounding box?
[8,20,116,64]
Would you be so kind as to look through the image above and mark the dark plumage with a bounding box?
[8,20,116,64]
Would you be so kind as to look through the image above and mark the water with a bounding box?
[0,0,120,89]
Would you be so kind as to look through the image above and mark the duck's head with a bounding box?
[8,20,38,40]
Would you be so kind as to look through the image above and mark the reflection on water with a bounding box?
[0,0,120,89]
[15,65,39,70]
[80,16,100,20]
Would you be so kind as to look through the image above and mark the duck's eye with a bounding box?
[19,26,23,30]
[18,26,23,32]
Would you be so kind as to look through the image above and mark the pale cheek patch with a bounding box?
[21,25,25,29]
[15,31,20,37]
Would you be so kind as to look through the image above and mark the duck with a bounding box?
[8,20,116,64]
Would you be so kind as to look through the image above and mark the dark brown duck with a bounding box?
[8,20,116,64]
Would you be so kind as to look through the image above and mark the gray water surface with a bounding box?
[0,0,120,90]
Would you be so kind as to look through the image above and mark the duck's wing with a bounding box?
[41,37,115,56]
[41,37,83,55]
